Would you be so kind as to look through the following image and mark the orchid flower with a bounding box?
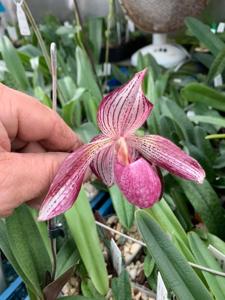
[38,69,205,221]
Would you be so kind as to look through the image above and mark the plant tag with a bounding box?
[16,1,30,36]
[217,23,225,33]
[7,26,18,42]
[208,244,225,271]
[103,63,111,76]
[214,74,223,87]
[157,272,168,300]
[110,238,122,275]
[127,19,135,32]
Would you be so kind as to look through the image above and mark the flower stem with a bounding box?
[104,0,114,86]
[22,1,51,72]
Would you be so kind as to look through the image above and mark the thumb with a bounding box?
[0,152,68,216]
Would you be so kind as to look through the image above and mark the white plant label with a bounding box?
[16,1,30,36]
[127,19,135,32]
[217,23,225,33]
[208,244,225,271]
[110,238,122,275]
[157,272,168,300]
[214,74,223,87]
[7,26,18,42]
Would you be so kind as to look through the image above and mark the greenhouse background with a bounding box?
[1,0,225,299]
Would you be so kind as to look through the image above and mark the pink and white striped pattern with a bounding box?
[38,69,205,221]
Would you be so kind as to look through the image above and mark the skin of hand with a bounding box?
[0,83,82,217]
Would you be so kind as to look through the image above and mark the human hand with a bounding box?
[0,84,82,217]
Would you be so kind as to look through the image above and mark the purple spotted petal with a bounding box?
[38,137,112,221]
[129,135,205,183]
[114,158,162,208]
[97,69,153,137]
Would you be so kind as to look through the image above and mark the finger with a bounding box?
[20,142,46,153]
[0,209,14,218]
[0,151,69,213]
[0,84,82,151]
[0,120,10,151]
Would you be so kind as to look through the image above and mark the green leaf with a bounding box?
[0,219,40,296]
[76,47,102,103]
[181,83,225,112]
[0,36,30,91]
[34,86,52,107]
[207,47,225,82]
[65,188,109,295]
[5,205,52,296]
[161,99,194,144]
[61,89,85,128]
[56,239,80,278]
[76,122,99,143]
[188,114,225,128]
[145,198,188,247]
[185,17,224,56]
[81,279,105,300]
[177,179,225,239]
[188,232,225,300]
[29,208,51,260]
[136,210,211,300]
[109,185,135,230]
[144,253,155,277]
[58,76,78,102]
[111,270,132,300]
[88,18,103,63]
[207,233,225,255]
[81,90,98,126]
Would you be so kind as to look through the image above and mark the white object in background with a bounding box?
[208,244,225,271]
[217,22,225,33]
[131,33,188,69]
[131,43,188,69]
[214,74,223,87]
[6,26,18,41]
[0,256,6,293]
[156,272,168,300]
[110,238,122,275]
[127,19,135,32]
[15,0,30,36]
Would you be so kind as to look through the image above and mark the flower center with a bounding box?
[116,137,130,165]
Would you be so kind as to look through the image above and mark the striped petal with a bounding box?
[91,143,115,186]
[38,137,111,221]
[129,135,205,183]
[114,158,162,208]
[97,69,153,137]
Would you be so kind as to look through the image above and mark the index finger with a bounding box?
[0,84,82,151]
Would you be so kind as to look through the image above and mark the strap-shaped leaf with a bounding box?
[185,17,224,56]
[65,188,109,295]
[177,178,225,239]
[111,270,132,300]
[146,198,188,247]
[136,210,211,300]
[181,83,225,112]
[5,205,52,296]
[188,232,225,300]
[0,36,30,91]
[109,185,135,230]
[0,219,41,296]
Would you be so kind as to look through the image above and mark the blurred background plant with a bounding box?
[1,0,225,299]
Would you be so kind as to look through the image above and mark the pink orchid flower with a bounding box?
[38,69,205,221]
